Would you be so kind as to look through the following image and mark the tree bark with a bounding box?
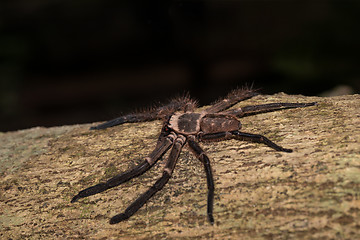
[1,93,359,239]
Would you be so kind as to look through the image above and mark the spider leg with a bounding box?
[203,88,258,114]
[90,112,158,130]
[109,134,186,224]
[70,132,176,203]
[221,102,317,117]
[187,138,215,224]
[90,96,197,130]
[200,130,292,152]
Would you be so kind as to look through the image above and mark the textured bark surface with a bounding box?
[1,93,360,239]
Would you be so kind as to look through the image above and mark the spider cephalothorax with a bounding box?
[71,88,316,224]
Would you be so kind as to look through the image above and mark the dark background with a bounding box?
[1,0,359,132]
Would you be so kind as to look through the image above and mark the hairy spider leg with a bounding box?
[109,134,186,224]
[203,88,258,114]
[90,112,159,130]
[200,130,292,152]
[90,98,197,130]
[222,102,317,117]
[70,132,176,203]
[187,138,215,224]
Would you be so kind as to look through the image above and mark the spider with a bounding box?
[71,88,316,224]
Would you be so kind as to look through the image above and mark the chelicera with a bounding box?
[71,88,316,224]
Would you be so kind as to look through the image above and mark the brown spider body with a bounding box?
[71,88,316,225]
[168,112,240,136]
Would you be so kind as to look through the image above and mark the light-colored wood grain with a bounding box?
[1,93,359,239]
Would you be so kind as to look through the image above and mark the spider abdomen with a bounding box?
[200,114,241,134]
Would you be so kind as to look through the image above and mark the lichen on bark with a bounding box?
[1,93,359,239]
